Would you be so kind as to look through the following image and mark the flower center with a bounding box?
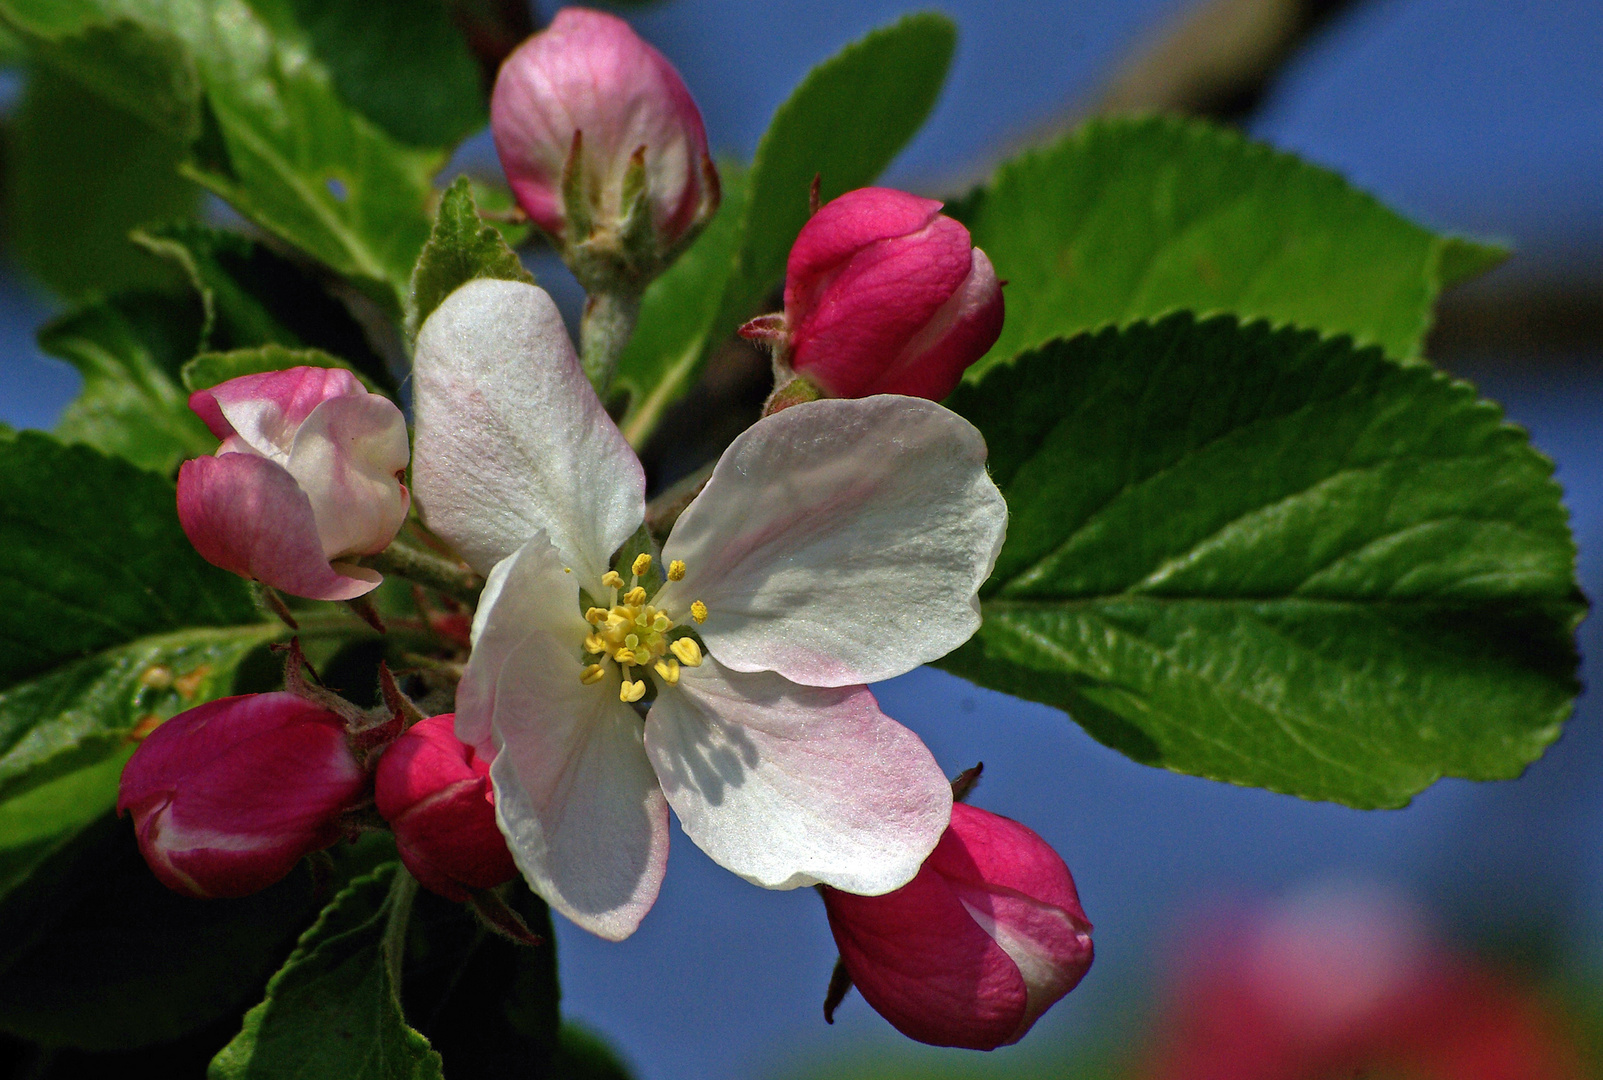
[578,554,706,702]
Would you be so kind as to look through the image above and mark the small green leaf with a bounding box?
[211,864,444,1080]
[44,291,216,473]
[408,176,535,337]
[956,116,1507,375]
[7,66,202,299]
[718,13,955,335]
[942,315,1581,807]
[183,345,377,394]
[0,431,257,691]
[1435,235,1510,289]
[135,223,393,389]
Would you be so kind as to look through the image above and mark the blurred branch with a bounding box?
[447,0,537,90]
[1430,282,1603,364]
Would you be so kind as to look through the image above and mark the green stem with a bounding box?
[580,289,641,398]
[381,867,419,997]
[365,537,483,603]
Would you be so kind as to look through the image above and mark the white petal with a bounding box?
[458,533,668,940]
[643,658,951,894]
[657,397,1007,686]
[285,393,411,560]
[412,279,645,582]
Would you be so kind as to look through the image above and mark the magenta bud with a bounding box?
[768,187,1004,401]
[490,8,714,252]
[821,803,1093,1050]
[177,367,411,602]
[374,714,516,902]
[117,693,368,899]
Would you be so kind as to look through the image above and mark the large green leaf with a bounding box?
[211,864,444,1080]
[616,14,955,445]
[407,175,534,337]
[955,116,1507,376]
[941,315,1581,808]
[0,431,257,690]
[45,291,216,473]
[7,65,201,298]
[182,345,376,394]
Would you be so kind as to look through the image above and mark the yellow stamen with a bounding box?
[624,585,648,606]
[632,553,653,577]
[586,607,608,625]
[620,679,646,703]
[564,567,572,574]
[583,633,606,654]
[654,659,681,685]
[580,664,606,685]
[690,600,708,623]
[670,637,703,667]
[602,570,625,590]
[614,647,637,665]
[667,559,686,581]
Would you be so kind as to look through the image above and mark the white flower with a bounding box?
[412,279,1008,940]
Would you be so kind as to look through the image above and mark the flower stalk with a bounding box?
[364,537,484,603]
[580,288,642,396]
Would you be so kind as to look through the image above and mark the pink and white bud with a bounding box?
[374,713,515,902]
[822,803,1092,1050]
[746,187,1004,402]
[490,8,714,251]
[177,367,411,601]
[117,693,368,899]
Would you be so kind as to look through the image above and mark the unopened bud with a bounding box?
[117,693,368,899]
[821,803,1092,1049]
[490,8,718,288]
[374,714,516,902]
[742,187,1004,402]
[178,367,410,601]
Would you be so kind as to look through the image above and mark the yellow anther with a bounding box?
[624,586,648,606]
[620,679,647,703]
[654,659,681,686]
[583,633,606,654]
[632,553,653,577]
[586,607,608,625]
[670,637,703,667]
[580,664,606,686]
[602,570,625,590]
[564,567,572,574]
[690,600,708,624]
[614,647,637,666]
[667,560,686,581]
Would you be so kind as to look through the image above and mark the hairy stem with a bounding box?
[366,537,483,603]
[580,289,641,397]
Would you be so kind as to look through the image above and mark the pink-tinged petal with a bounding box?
[177,454,382,601]
[458,533,668,940]
[789,215,974,399]
[193,367,367,459]
[936,802,1087,923]
[864,247,1005,400]
[954,886,1093,1043]
[412,279,645,582]
[784,187,944,313]
[823,853,1029,1050]
[643,659,950,894]
[491,8,709,241]
[657,397,1007,686]
[285,393,411,559]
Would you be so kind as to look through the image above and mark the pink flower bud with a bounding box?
[490,8,714,249]
[177,367,411,601]
[757,187,1004,401]
[821,803,1092,1049]
[117,693,368,899]
[374,713,516,901]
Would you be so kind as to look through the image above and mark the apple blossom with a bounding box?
[375,712,517,901]
[411,278,1007,940]
[117,693,368,899]
[741,187,1004,402]
[822,802,1094,1049]
[177,367,411,601]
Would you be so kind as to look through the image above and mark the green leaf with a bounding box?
[7,65,202,298]
[44,291,216,473]
[0,812,325,1051]
[408,175,535,337]
[211,864,444,1080]
[183,345,378,394]
[0,750,128,899]
[135,223,393,388]
[1435,235,1510,290]
[956,116,1506,375]
[616,14,954,445]
[0,431,257,691]
[615,162,749,445]
[941,315,1581,808]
